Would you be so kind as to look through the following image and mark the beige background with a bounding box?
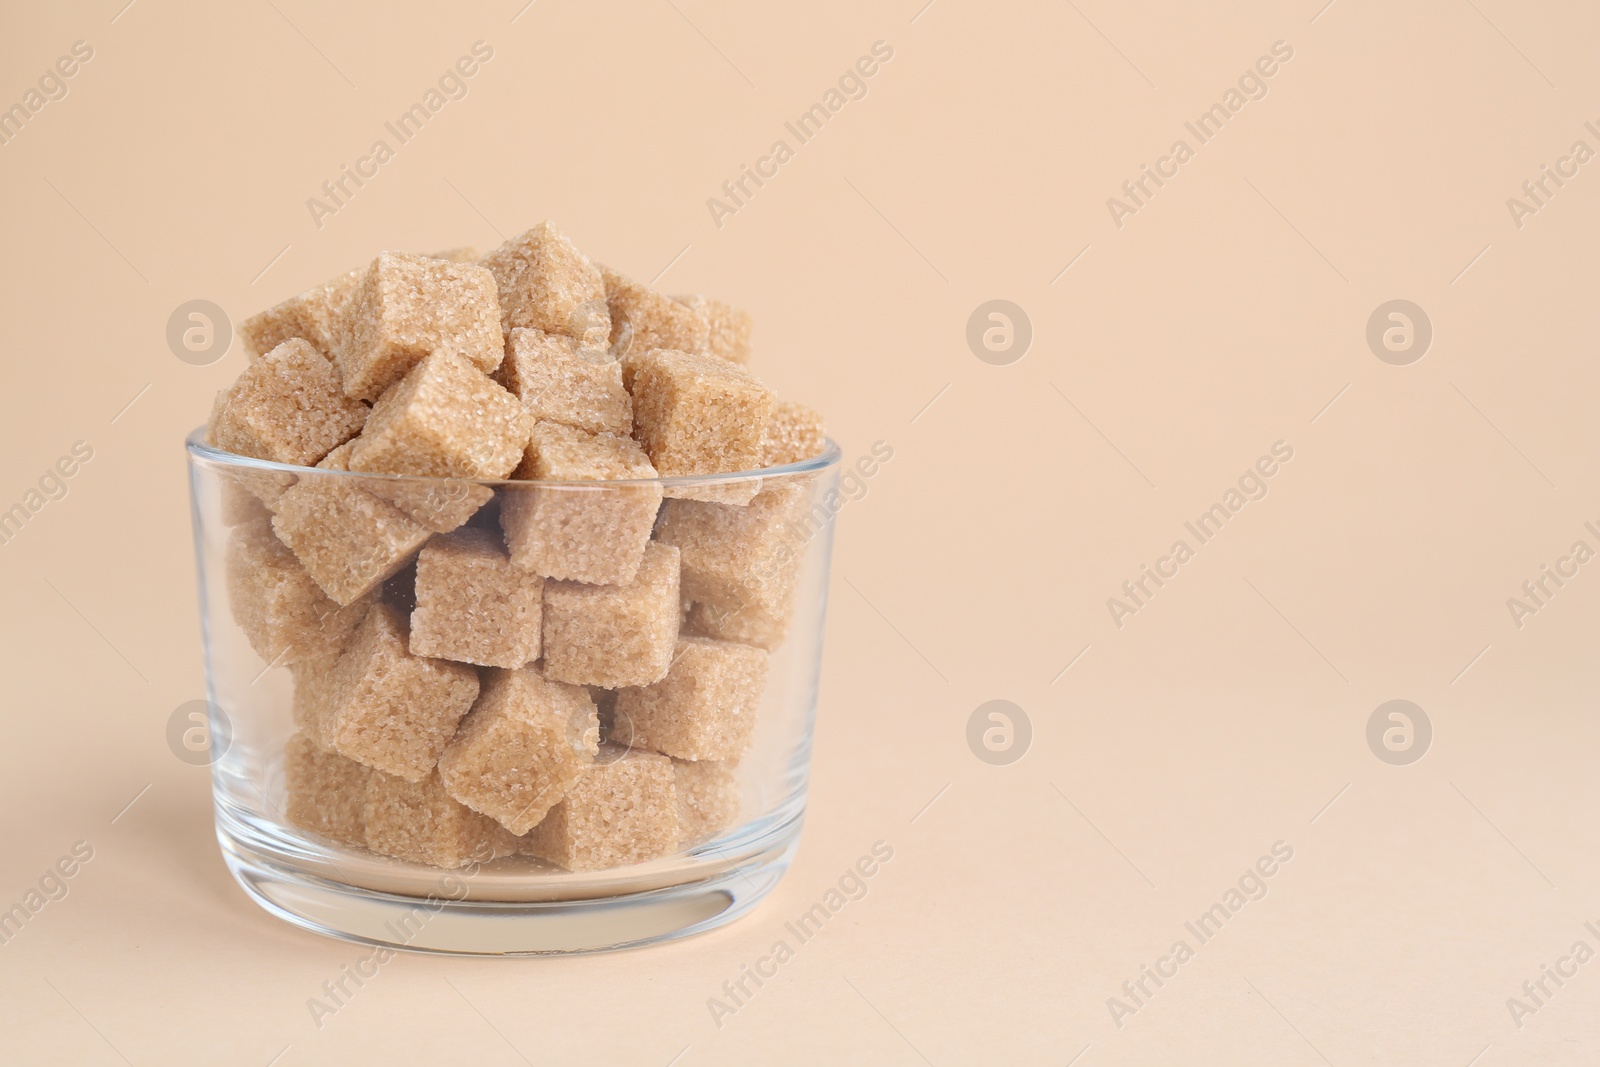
[1,0,1596,1063]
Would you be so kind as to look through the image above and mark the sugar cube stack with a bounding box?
[612,636,768,760]
[481,222,610,347]
[208,338,367,467]
[284,733,371,847]
[294,603,480,780]
[495,327,632,436]
[212,223,828,872]
[409,529,544,668]
[762,401,827,468]
[673,758,741,844]
[624,345,772,449]
[499,421,661,585]
[672,294,752,366]
[604,268,709,358]
[225,516,372,666]
[348,350,529,480]
[437,667,599,834]
[363,769,520,869]
[520,745,680,871]
[658,486,813,650]
[337,252,504,402]
[319,438,493,534]
[542,542,682,688]
[240,271,363,363]
[271,477,433,606]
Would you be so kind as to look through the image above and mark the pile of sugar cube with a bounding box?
[208,223,827,871]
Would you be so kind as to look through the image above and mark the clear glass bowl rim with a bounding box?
[185,426,842,489]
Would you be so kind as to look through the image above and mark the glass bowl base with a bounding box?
[217,819,798,956]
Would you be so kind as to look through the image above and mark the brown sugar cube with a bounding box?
[239,268,363,360]
[337,252,503,401]
[496,327,632,436]
[761,400,827,468]
[217,467,295,525]
[424,246,477,263]
[664,479,762,508]
[272,476,432,606]
[479,223,609,346]
[520,746,679,871]
[373,479,493,534]
[322,438,491,534]
[294,603,480,780]
[673,758,740,843]
[499,422,662,585]
[672,294,751,365]
[219,481,274,526]
[207,339,367,466]
[316,439,357,470]
[437,667,600,834]
[207,390,298,520]
[354,475,490,533]
[542,542,681,687]
[226,517,372,666]
[290,652,343,748]
[656,486,810,650]
[617,347,761,495]
[627,347,772,478]
[684,599,792,653]
[410,529,544,669]
[348,350,530,480]
[284,732,371,846]
[603,268,709,359]
[613,637,767,760]
[364,770,517,868]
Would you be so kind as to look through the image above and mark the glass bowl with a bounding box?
[185,428,841,955]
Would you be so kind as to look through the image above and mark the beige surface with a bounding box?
[1,1,1596,1064]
